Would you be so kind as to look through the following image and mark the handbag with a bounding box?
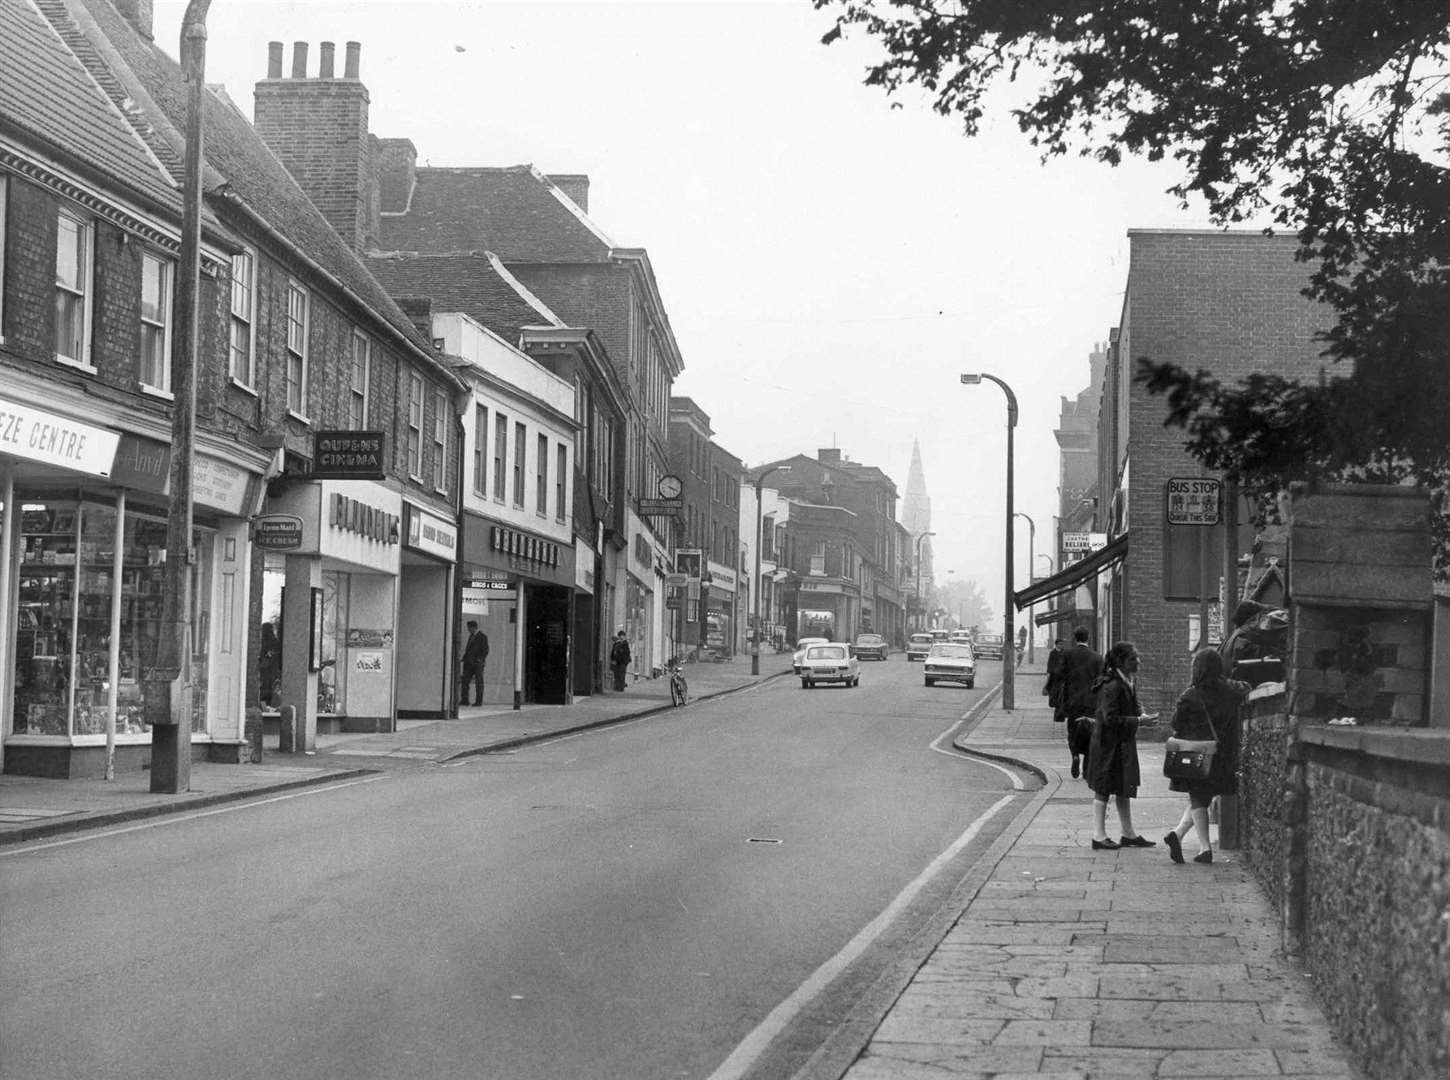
[1163,691,1217,781]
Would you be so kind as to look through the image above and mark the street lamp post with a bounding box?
[913,530,935,634]
[751,464,791,675]
[1014,512,1035,664]
[961,373,1018,710]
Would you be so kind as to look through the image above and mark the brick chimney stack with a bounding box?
[254,39,376,253]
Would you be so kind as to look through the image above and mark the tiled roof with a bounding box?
[368,251,564,346]
[377,166,614,261]
[1,0,179,209]
[72,0,448,369]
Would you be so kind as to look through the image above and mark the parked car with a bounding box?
[973,633,1005,660]
[853,633,889,660]
[906,632,935,662]
[931,629,951,643]
[792,636,830,674]
[923,643,975,688]
[949,630,973,646]
[799,642,860,688]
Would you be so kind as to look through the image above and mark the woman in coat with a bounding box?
[1087,641,1156,851]
[1164,649,1251,864]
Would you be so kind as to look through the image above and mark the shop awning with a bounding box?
[1014,533,1128,611]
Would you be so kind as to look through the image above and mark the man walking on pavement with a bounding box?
[610,628,632,692]
[461,620,489,706]
[1059,626,1103,779]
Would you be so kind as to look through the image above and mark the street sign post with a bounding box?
[1166,477,1222,525]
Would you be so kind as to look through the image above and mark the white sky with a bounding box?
[153,0,1216,608]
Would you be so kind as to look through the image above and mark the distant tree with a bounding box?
[937,578,993,630]
[817,0,1450,569]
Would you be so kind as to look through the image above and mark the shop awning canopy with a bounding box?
[1014,533,1128,611]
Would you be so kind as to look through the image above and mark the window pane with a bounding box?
[513,421,526,505]
[56,214,83,290]
[473,405,487,496]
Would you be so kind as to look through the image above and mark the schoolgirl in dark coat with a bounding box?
[1164,649,1251,864]
[1087,641,1155,851]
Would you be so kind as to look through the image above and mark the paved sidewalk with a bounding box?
[839,689,1363,1079]
[0,652,794,845]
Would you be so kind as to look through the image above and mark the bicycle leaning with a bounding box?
[666,655,688,707]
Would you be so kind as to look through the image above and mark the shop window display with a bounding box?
[11,498,213,738]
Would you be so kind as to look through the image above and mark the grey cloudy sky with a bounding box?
[154,0,1215,609]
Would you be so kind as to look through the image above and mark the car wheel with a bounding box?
[966,679,975,688]
[924,677,934,687]
[801,679,809,689]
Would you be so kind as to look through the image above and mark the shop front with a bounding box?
[787,579,860,645]
[705,562,736,659]
[572,536,600,697]
[261,479,402,744]
[1,395,263,777]
[397,502,457,719]
[459,516,576,710]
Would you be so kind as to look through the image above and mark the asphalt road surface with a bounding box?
[2,656,1038,1080]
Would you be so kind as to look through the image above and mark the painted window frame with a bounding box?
[555,443,567,522]
[512,420,527,508]
[138,250,174,395]
[493,412,508,500]
[432,386,447,492]
[0,176,7,343]
[472,404,488,497]
[54,208,95,368]
[349,331,371,429]
[285,280,310,419]
[406,370,424,480]
[535,432,548,517]
[229,249,256,389]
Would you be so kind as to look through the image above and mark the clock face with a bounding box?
[659,474,683,499]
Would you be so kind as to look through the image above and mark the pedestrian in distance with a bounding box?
[1044,635,1067,714]
[610,629,632,692]
[1165,648,1251,865]
[1058,626,1102,779]
[460,619,489,706]
[1087,641,1157,851]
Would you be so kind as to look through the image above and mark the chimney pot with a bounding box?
[344,41,361,79]
[267,41,283,78]
[319,41,336,79]
[290,41,308,79]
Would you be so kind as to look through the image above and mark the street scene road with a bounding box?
[2,661,1035,1080]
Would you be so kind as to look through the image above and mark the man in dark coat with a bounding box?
[461,620,489,706]
[610,629,632,692]
[1045,637,1067,717]
[1058,626,1103,779]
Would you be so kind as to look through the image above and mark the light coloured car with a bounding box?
[905,632,935,662]
[799,642,860,689]
[973,633,1005,660]
[949,630,973,646]
[792,636,830,674]
[924,642,975,688]
[853,633,889,661]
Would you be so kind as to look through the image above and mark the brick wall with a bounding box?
[1122,232,1332,717]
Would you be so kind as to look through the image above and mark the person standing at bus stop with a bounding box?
[1059,626,1102,779]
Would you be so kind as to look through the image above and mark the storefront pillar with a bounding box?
[280,554,320,751]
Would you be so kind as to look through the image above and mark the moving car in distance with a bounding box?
[792,636,829,674]
[923,642,975,688]
[906,632,935,662]
[931,628,951,643]
[949,630,973,645]
[852,633,889,660]
[799,642,861,689]
[973,633,1005,660]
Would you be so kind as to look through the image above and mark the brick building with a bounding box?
[0,2,463,776]
[1023,230,1332,718]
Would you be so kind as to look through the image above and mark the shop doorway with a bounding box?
[525,586,571,705]
[571,592,596,696]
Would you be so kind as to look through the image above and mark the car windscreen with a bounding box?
[909,635,933,644]
[806,646,847,659]
[931,645,973,658]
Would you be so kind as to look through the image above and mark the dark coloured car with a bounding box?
[974,633,1005,660]
[853,633,889,660]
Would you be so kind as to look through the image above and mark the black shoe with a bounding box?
[1193,850,1213,864]
[1091,838,1119,850]
[1070,758,1080,778]
[1165,833,1184,864]
[1118,834,1156,848]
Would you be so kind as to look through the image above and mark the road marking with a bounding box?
[705,792,1016,1080]
[926,689,1026,790]
[0,774,386,857]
